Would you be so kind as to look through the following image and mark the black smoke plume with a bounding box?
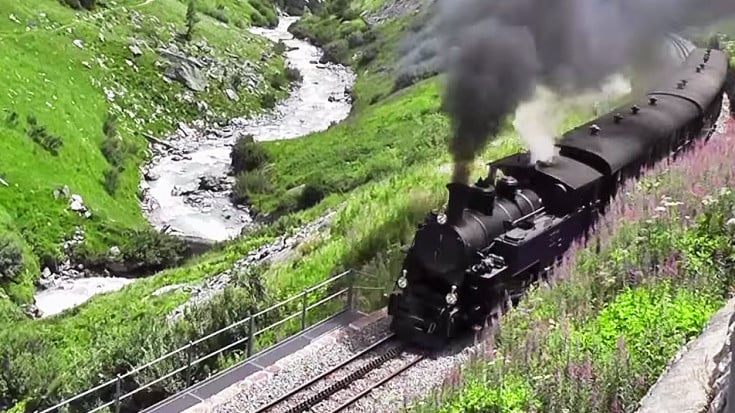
[399,0,735,183]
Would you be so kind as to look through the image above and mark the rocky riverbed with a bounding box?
[30,14,354,319]
[141,15,355,242]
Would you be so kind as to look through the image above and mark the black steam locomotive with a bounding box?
[388,47,731,349]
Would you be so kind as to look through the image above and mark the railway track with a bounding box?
[254,333,425,413]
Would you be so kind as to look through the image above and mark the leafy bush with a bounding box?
[118,229,186,272]
[0,235,24,282]
[59,0,96,10]
[274,40,287,55]
[230,134,271,174]
[101,138,128,170]
[3,110,19,128]
[26,115,63,156]
[205,6,229,24]
[268,71,287,90]
[231,170,272,204]
[285,66,303,83]
[103,168,119,195]
[298,183,326,210]
[356,47,377,67]
[185,0,199,42]
[347,32,364,48]
[102,113,117,138]
[261,92,276,109]
[322,39,349,64]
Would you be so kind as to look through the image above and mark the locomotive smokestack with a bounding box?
[446,182,470,224]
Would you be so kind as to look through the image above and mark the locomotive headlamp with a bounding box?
[397,270,408,289]
[445,285,458,305]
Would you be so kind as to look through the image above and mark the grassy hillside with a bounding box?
[0,8,617,410]
[235,3,431,213]
[0,0,289,305]
[6,0,725,412]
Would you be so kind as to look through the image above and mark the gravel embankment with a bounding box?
[206,318,391,413]
[190,308,499,413]
[267,340,403,413]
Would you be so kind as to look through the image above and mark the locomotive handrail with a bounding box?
[35,269,358,413]
[511,206,546,226]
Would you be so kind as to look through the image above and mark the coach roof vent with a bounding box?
[589,124,601,135]
[649,97,658,106]
[613,113,623,123]
[631,105,640,114]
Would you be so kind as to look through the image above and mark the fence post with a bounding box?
[185,341,193,386]
[346,270,356,311]
[301,289,308,331]
[247,312,255,358]
[114,374,122,413]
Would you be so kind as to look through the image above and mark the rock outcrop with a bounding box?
[636,298,735,413]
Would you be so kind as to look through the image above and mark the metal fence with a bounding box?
[36,269,357,413]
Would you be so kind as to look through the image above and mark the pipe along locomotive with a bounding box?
[388,47,731,349]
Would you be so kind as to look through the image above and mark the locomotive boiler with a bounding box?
[388,47,731,349]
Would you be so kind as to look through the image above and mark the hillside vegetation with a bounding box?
[0,0,289,306]
[0,1,624,411]
[4,1,733,413]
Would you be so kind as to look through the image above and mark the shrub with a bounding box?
[346,32,364,48]
[231,170,272,204]
[438,374,541,413]
[59,0,82,9]
[285,66,303,83]
[268,71,287,90]
[3,110,19,128]
[185,0,199,42]
[119,229,186,272]
[321,39,349,64]
[103,168,119,195]
[298,183,326,210]
[274,40,287,55]
[356,47,377,67]
[101,137,127,169]
[0,235,24,282]
[230,135,271,174]
[205,6,229,24]
[102,113,117,138]
[26,115,63,156]
[261,92,277,109]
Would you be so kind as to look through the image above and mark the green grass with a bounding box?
[183,0,278,28]
[0,0,288,304]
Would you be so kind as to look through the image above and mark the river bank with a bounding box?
[141,15,355,243]
[30,14,356,319]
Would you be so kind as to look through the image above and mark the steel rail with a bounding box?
[254,333,396,413]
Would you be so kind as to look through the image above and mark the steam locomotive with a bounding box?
[387,47,731,349]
